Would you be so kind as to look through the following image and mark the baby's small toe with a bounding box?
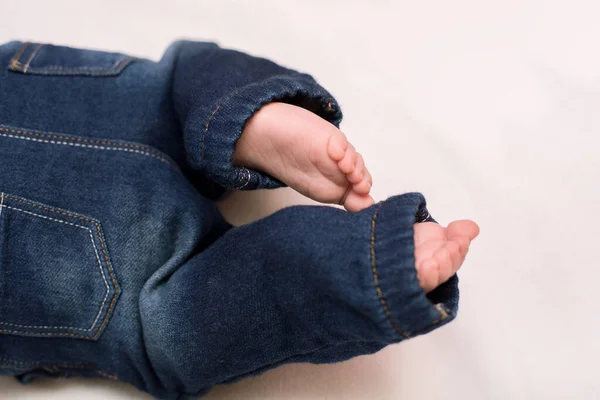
[347,153,365,184]
[338,144,357,174]
[326,132,348,162]
[343,191,374,213]
[352,169,372,194]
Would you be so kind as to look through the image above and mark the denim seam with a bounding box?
[200,73,318,161]
[0,132,170,164]
[2,204,92,230]
[0,204,110,332]
[17,55,128,72]
[431,304,449,324]
[8,42,134,76]
[0,357,117,381]
[0,194,119,340]
[0,126,178,169]
[202,104,221,160]
[12,59,135,76]
[10,42,30,68]
[22,43,42,73]
[370,204,411,339]
[370,200,449,338]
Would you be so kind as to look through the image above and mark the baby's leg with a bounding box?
[139,193,477,396]
[169,41,373,210]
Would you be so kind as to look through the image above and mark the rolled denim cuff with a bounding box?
[370,193,459,342]
[196,74,343,190]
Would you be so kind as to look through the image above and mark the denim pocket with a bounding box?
[7,42,134,77]
[0,193,119,340]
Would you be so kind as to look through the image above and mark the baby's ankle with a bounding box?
[233,102,286,169]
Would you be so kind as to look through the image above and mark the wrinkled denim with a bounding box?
[0,40,459,399]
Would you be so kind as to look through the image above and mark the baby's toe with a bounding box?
[338,144,357,174]
[347,153,365,184]
[447,220,480,241]
[352,169,372,194]
[327,131,348,162]
[343,191,374,213]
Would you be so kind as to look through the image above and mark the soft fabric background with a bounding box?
[0,1,597,399]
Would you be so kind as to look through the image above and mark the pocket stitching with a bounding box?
[0,193,119,340]
[0,204,110,332]
[12,59,134,76]
[21,43,43,73]
[9,42,134,76]
[18,55,128,71]
[10,42,30,69]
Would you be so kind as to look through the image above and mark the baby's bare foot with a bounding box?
[234,103,374,212]
[414,220,480,292]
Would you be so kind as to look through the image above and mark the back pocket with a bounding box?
[0,193,119,340]
[8,42,134,77]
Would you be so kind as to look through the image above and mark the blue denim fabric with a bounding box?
[0,40,458,399]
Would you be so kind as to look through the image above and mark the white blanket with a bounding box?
[1,1,597,399]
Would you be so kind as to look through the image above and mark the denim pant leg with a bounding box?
[139,193,459,398]
[168,40,343,199]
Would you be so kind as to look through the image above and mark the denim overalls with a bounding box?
[0,40,458,399]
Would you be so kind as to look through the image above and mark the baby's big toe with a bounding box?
[447,220,480,241]
[326,132,348,162]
